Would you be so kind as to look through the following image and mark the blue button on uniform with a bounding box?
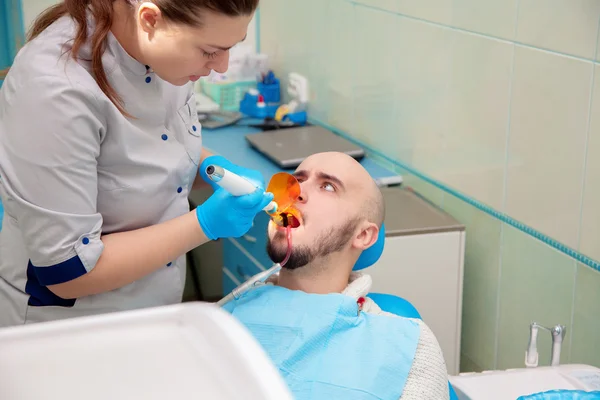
[167,262,172,267]
[82,237,89,245]
[161,134,168,141]
[145,76,152,83]
[192,125,197,132]
[177,187,183,193]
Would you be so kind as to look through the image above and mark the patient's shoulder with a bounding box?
[402,319,450,399]
[364,299,450,399]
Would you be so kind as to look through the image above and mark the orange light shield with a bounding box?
[266,172,301,226]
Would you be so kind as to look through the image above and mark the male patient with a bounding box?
[223,152,450,400]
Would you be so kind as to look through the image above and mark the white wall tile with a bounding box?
[516,0,600,60]
[505,47,591,248]
[323,0,356,135]
[352,0,398,13]
[451,0,519,40]
[397,0,452,25]
[394,19,454,171]
[258,0,286,73]
[579,66,600,261]
[440,33,513,210]
[596,26,600,61]
[351,5,399,154]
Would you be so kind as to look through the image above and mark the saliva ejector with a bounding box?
[205,165,301,307]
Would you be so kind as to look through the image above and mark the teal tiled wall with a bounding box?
[259,0,600,372]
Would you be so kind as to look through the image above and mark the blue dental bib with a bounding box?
[223,285,421,399]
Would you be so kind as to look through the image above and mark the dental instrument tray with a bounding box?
[197,110,243,130]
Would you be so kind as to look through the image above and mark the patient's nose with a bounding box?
[296,188,307,203]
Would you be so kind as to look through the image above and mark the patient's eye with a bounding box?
[322,182,336,192]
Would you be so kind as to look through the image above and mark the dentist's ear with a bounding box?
[352,223,379,251]
[138,2,164,34]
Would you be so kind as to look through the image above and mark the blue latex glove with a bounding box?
[199,155,266,192]
[196,155,273,239]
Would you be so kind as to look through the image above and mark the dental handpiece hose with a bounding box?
[217,226,293,308]
[205,164,277,213]
[216,263,282,307]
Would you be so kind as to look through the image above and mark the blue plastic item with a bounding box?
[281,110,307,125]
[196,155,274,240]
[517,390,600,399]
[257,81,280,103]
[196,186,273,240]
[258,71,280,103]
[367,292,421,319]
[224,284,421,400]
[239,91,279,119]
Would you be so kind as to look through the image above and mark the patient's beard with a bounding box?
[267,217,361,270]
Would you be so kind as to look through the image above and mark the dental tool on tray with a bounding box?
[205,165,296,307]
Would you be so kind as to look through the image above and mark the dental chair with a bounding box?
[355,223,459,400]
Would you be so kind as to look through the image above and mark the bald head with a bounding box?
[267,151,385,273]
[296,152,385,228]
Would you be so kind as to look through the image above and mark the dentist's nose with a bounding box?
[209,51,230,74]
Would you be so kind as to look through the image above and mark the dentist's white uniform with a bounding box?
[0,14,203,327]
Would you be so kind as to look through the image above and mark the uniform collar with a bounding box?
[79,7,149,77]
[105,31,150,76]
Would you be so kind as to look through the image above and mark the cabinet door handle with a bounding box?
[242,234,257,243]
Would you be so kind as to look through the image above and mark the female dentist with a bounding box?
[0,0,272,327]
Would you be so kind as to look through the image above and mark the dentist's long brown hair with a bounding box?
[27,0,258,117]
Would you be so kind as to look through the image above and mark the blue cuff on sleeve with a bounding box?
[30,255,88,286]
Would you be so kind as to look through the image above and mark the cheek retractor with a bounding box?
[266,172,302,228]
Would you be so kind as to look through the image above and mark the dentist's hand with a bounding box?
[199,155,266,191]
[196,187,274,240]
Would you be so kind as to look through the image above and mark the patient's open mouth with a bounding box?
[282,212,301,228]
[272,208,302,229]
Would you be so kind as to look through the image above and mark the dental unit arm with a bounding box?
[525,321,567,368]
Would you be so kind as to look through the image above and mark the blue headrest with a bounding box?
[353,223,385,271]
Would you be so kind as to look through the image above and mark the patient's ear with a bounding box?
[352,222,379,250]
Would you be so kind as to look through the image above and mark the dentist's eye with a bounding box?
[202,51,218,59]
